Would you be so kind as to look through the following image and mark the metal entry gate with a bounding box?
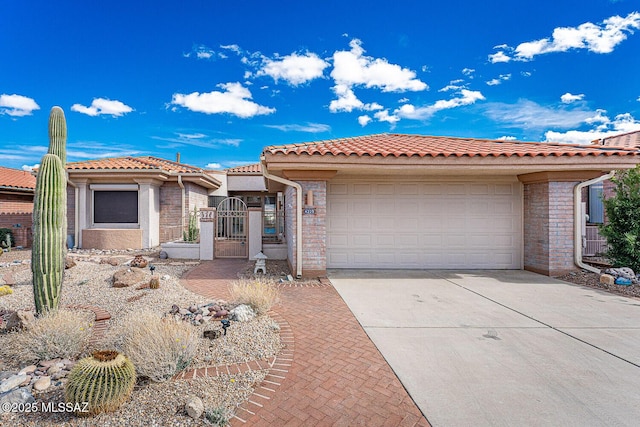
[215,197,248,258]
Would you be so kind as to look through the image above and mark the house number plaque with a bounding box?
[304,207,316,215]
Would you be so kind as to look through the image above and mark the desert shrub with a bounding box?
[205,406,230,426]
[600,166,640,271]
[118,310,199,382]
[0,228,13,249]
[229,278,280,315]
[1,309,92,364]
[0,285,14,296]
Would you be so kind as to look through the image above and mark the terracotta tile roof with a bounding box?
[593,130,640,150]
[66,156,207,173]
[264,133,638,158]
[0,166,36,191]
[225,163,262,174]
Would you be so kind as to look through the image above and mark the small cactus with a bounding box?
[149,276,160,289]
[65,350,136,417]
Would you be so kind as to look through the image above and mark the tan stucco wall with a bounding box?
[81,228,142,250]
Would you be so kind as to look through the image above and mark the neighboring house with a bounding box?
[0,166,36,247]
[582,130,640,256]
[66,156,221,250]
[261,133,639,278]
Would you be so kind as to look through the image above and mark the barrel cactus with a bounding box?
[65,350,136,417]
[32,106,68,315]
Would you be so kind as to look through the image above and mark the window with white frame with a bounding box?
[91,184,139,225]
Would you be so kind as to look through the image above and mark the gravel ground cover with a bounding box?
[0,248,280,426]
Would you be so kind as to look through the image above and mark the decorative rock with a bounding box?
[113,267,146,288]
[51,370,68,381]
[47,365,62,375]
[60,359,75,370]
[185,395,204,420]
[0,372,16,382]
[0,387,35,410]
[19,375,32,387]
[214,309,228,318]
[18,365,37,376]
[65,256,76,269]
[33,376,51,391]
[0,374,28,393]
[179,308,190,316]
[188,305,198,313]
[39,359,61,368]
[211,305,221,313]
[195,314,203,323]
[170,304,180,315]
[230,304,256,322]
[600,274,615,286]
[100,257,121,266]
[604,267,638,283]
[130,255,148,268]
[162,274,170,280]
[5,309,35,331]
[203,330,222,340]
[159,251,168,260]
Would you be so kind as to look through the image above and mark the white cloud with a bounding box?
[488,51,512,63]
[545,112,640,144]
[398,97,410,103]
[484,99,596,130]
[374,110,400,125]
[257,52,329,85]
[498,136,517,141]
[220,44,242,55]
[151,133,241,148]
[358,115,372,126]
[71,98,133,117]
[637,96,640,102]
[22,163,39,172]
[329,84,384,113]
[462,68,475,77]
[521,71,533,77]
[0,94,40,117]
[171,82,275,118]
[266,122,331,133]
[206,163,223,169]
[560,93,585,103]
[514,12,640,60]
[395,89,485,120]
[486,74,511,86]
[331,39,428,92]
[184,45,224,60]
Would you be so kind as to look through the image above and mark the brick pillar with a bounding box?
[299,181,327,277]
[520,172,600,276]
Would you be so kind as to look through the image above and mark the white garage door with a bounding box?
[327,179,522,269]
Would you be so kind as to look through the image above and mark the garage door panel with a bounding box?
[327,180,522,269]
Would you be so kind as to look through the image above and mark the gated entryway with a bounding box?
[215,197,248,258]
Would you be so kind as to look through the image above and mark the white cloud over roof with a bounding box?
[484,99,596,130]
[331,39,427,92]
[545,112,640,144]
[71,98,133,117]
[0,94,40,117]
[395,89,485,120]
[491,12,640,62]
[266,122,331,133]
[171,82,275,118]
[257,52,329,85]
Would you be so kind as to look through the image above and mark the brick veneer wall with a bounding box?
[523,180,578,276]
[159,182,210,244]
[299,181,327,276]
[0,193,33,214]
[159,182,182,243]
[66,186,76,244]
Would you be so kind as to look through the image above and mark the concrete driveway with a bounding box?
[329,269,640,427]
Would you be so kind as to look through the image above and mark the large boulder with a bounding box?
[130,255,148,268]
[0,387,35,410]
[230,304,256,322]
[5,309,35,331]
[112,267,146,288]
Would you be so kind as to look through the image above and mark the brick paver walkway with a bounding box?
[182,259,430,426]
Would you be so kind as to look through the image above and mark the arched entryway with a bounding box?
[215,197,248,258]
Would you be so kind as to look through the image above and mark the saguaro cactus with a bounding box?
[32,106,68,315]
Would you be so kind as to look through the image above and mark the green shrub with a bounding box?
[0,228,14,249]
[205,406,230,426]
[600,166,640,271]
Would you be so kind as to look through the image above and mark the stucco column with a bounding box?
[248,207,262,260]
[135,179,162,249]
[199,208,215,260]
[75,179,89,248]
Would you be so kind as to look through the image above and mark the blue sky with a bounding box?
[2,0,640,170]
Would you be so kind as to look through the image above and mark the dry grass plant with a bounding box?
[229,278,280,315]
[1,309,92,365]
[116,310,199,382]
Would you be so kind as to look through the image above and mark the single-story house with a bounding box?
[66,156,221,249]
[260,133,639,278]
[0,166,36,247]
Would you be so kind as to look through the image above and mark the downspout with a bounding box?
[67,177,79,249]
[178,175,185,240]
[260,155,303,278]
[574,171,615,274]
